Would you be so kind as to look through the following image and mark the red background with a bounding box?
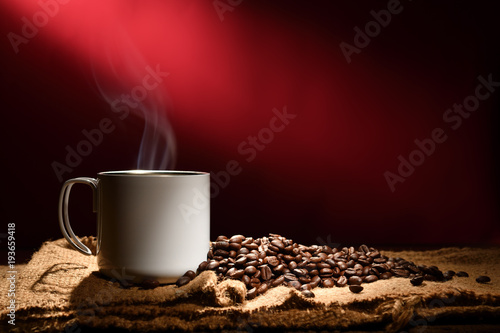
[1,0,499,253]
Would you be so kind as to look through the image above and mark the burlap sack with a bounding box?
[1,237,499,332]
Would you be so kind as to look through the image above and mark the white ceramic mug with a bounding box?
[58,170,210,283]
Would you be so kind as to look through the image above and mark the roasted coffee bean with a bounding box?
[288,261,298,270]
[242,274,251,285]
[231,269,245,279]
[271,275,286,287]
[310,257,322,263]
[362,266,371,276]
[317,262,330,269]
[424,274,437,281]
[391,268,410,278]
[245,266,257,275]
[348,276,362,285]
[380,272,392,279]
[229,235,245,243]
[283,255,295,262]
[410,276,424,286]
[443,271,454,280]
[344,268,356,277]
[310,275,322,288]
[267,256,280,267]
[235,256,247,266]
[229,243,242,251]
[320,268,333,275]
[456,271,469,277]
[338,262,348,271]
[337,276,348,287]
[246,253,258,261]
[293,268,308,277]
[261,265,273,280]
[359,244,369,253]
[207,260,219,270]
[271,240,285,250]
[322,278,335,288]
[197,261,208,273]
[246,287,257,300]
[176,276,191,287]
[273,264,285,273]
[284,273,298,281]
[214,241,229,250]
[288,280,302,289]
[237,248,250,255]
[246,243,259,250]
[299,276,312,284]
[364,275,378,283]
[216,235,228,242]
[349,285,363,293]
[241,238,253,246]
[300,283,312,291]
[250,278,261,288]
[228,250,237,258]
[257,283,269,295]
[476,276,491,284]
[245,260,259,267]
[182,270,196,280]
[141,278,160,289]
[445,270,455,277]
[325,259,336,267]
[301,289,315,298]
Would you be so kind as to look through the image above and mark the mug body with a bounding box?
[96,170,210,283]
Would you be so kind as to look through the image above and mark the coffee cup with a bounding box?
[58,170,210,283]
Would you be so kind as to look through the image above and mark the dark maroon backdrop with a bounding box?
[1,0,499,255]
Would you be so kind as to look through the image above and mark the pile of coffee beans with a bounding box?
[174,234,486,299]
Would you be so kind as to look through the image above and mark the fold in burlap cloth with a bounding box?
[1,237,499,332]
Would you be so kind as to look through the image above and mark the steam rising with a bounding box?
[91,28,176,170]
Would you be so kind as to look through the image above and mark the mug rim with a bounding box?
[98,170,209,177]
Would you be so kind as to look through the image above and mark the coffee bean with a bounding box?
[271,240,285,250]
[197,261,208,273]
[410,276,424,286]
[241,238,253,246]
[288,280,302,289]
[267,256,280,267]
[216,235,228,242]
[322,278,335,288]
[443,271,454,280]
[301,289,315,298]
[456,271,469,277]
[246,287,257,300]
[284,273,298,281]
[317,262,330,269]
[293,268,307,277]
[176,276,191,287]
[337,276,347,287]
[261,265,273,280]
[338,262,348,271]
[298,276,311,284]
[214,241,229,250]
[271,275,285,287]
[229,235,245,243]
[207,260,219,270]
[257,283,269,294]
[348,276,362,285]
[300,283,312,291]
[245,266,257,275]
[246,243,259,250]
[380,272,392,279]
[245,260,259,267]
[229,243,242,251]
[231,269,245,279]
[359,244,369,253]
[288,261,298,270]
[349,285,363,293]
[141,278,159,289]
[391,268,410,278]
[242,274,251,285]
[364,275,378,283]
[250,278,261,288]
[476,276,491,284]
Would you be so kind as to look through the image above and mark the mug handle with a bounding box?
[58,177,98,255]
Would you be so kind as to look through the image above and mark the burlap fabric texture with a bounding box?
[1,237,499,332]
